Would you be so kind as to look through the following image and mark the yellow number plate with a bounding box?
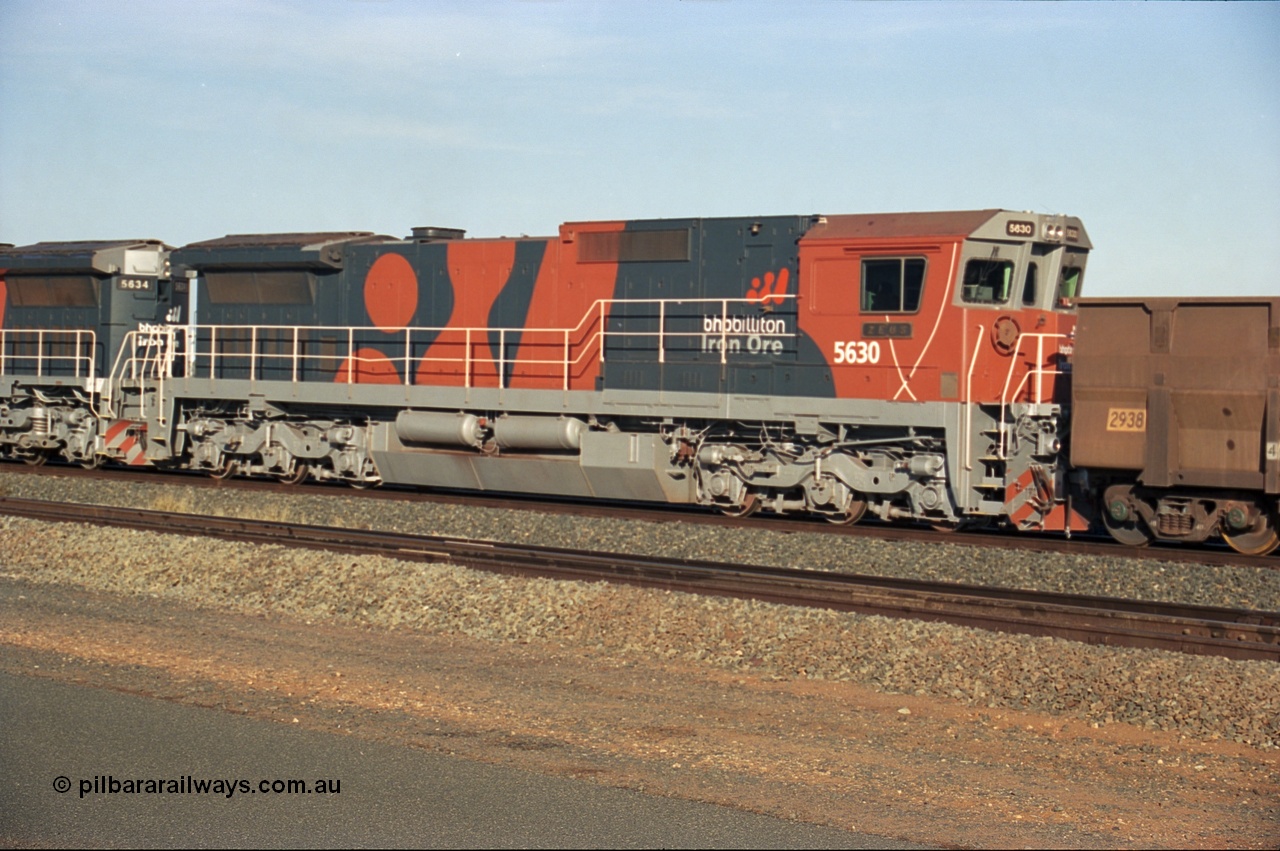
[1106,408,1147,432]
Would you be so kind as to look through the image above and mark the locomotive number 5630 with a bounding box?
[832,340,881,365]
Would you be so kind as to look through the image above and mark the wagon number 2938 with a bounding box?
[1106,408,1146,432]
[832,340,881,365]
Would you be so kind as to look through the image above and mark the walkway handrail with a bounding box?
[182,295,797,390]
[0,328,97,382]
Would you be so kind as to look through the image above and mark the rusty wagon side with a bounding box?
[1071,296,1280,554]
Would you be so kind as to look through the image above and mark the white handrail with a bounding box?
[182,295,797,389]
[997,332,1067,459]
[100,326,182,421]
[0,328,97,381]
[962,327,985,474]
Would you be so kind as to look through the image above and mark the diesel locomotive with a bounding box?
[1,209,1276,555]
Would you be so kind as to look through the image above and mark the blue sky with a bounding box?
[1,0,1277,297]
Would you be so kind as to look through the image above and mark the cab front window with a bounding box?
[1057,249,1087,307]
[961,258,1014,305]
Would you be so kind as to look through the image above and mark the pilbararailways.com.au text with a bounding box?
[54,775,341,799]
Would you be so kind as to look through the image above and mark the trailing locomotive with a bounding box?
[0,239,179,468]
[1,210,1275,554]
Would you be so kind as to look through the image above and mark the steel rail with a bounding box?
[3,463,1276,569]
[2,496,1277,663]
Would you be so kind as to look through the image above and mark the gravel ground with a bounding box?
[1,469,1278,750]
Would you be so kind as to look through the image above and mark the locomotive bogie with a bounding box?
[0,383,102,464]
[180,407,381,487]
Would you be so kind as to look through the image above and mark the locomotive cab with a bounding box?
[796,210,1091,531]
[951,215,1089,399]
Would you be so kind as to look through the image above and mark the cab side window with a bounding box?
[861,258,925,313]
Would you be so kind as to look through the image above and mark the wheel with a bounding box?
[21,452,48,467]
[1222,511,1280,556]
[207,457,236,480]
[78,456,101,470]
[275,463,309,485]
[824,497,867,525]
[1103,513,1151,547]
[1101,485,1151,548]
[719,492,760,518]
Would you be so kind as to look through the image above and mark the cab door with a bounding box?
[799,239,960,403]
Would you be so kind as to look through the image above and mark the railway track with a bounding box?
[2,494,1277,664]
[3,462,1275,569]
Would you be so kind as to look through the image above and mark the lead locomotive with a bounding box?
[2,210,1276,553]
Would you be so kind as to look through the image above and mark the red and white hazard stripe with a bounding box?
[1004,468,1040,530]
[103,420,150,466]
